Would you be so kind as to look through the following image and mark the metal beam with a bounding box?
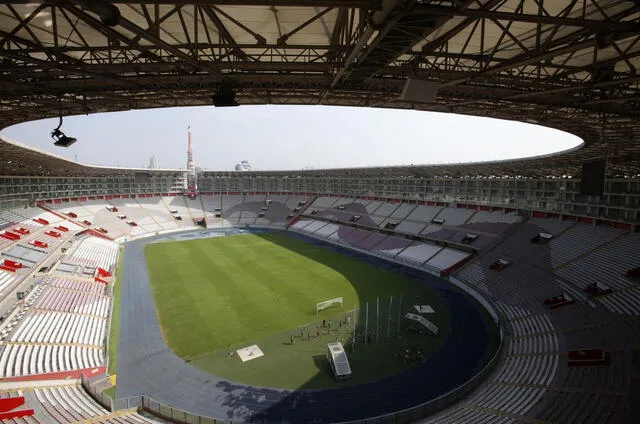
[277,7,333,45]
[3,0,382,8]
[439,31,639,89]
[414,4,640,33]
[327,0,398,90]
[415,0,503,60]
[73,3,222,76]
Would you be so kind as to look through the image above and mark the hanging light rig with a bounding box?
[51,116,77,148]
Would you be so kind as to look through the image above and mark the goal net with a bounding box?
[316,297,343,314]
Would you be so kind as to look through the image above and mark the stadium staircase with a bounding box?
[286,195,317,229]
[135,198,164,228]
[462,210,477,225]
[181,196,196,224]
[451,215,530,275]
[198,195,207,225]
[37,204,87,229]
[237,195,246,224]
[159,196,174,216]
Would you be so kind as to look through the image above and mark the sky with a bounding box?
[0,105,583,171]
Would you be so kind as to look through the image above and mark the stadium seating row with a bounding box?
[9,310,106,346]
[0,344,103,377]
[44,195,312,239]
[0,385,160,423]
[64,236,119,271]
[0,235,113,378]
[0,200,637,423]
[430,217,638,423]
[34,285,109,317]
[308,196,521,241]
[290,218,471,274]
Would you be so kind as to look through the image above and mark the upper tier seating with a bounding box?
[307,198,519,253]
[290,218,471,274]
[433,207,475,226]
[133,196,181,232]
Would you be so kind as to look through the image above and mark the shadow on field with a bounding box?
[206,230,498,424]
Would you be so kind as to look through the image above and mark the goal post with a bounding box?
[316,297,343,314]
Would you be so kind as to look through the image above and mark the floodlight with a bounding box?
[73,1,121,26]
[51,116,77,148]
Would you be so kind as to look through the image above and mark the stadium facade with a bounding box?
[1,137,638,227]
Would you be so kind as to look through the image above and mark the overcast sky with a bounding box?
[1,105,583,171]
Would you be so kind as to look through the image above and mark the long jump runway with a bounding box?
[116,230,492,423]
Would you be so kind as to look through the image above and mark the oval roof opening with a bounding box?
[1,105,583,171]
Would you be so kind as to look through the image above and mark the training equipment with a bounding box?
[327,342,351,380]
[236,345,264,362]
[316,297,343,314]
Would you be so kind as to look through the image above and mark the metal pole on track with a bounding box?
[365,301,369,347]
[352,305,356,353]
[397,293,403,337]
[376,297,379,344]
[387,295,393,340]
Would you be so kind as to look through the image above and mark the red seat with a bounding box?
[0,396,34,419]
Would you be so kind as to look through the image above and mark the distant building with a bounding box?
[186,128,197,193]
[148,155,158,169]
[235,160,251,171]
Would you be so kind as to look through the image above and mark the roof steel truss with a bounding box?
[0,0,638,176]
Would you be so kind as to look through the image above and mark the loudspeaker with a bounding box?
[400,78,440,104]
[580,159,606,196]
[212,86,238,107]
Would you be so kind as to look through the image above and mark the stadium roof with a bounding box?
[0,136,183,176]
[1,1,639,177]
[0,133,633,179]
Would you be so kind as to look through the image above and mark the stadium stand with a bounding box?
[0,141,637,423]
[0,272,110,377]
[64,237,119,271]
[135,196,181,232]
[184,196,205,223]
[0,188,637,424]
[433,217,638,423]
[289,218,472,275]
[0,385,161,423]
[432,207,475,226]
[2,0,640,419]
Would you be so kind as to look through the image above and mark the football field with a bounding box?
[144,231,451,388]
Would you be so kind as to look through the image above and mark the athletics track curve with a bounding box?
[115,229,494,423]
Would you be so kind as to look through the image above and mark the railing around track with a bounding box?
[95,331,502,424]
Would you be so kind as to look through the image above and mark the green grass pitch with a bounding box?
[144,232,450,389]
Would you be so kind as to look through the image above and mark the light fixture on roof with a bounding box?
[72,1,120,26]
[51,116,77,148]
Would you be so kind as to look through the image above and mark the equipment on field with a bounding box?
[316,297,343,314]
[405,313,439,336]
[327,342,351,380]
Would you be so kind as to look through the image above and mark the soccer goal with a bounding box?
[316,297,343,314]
